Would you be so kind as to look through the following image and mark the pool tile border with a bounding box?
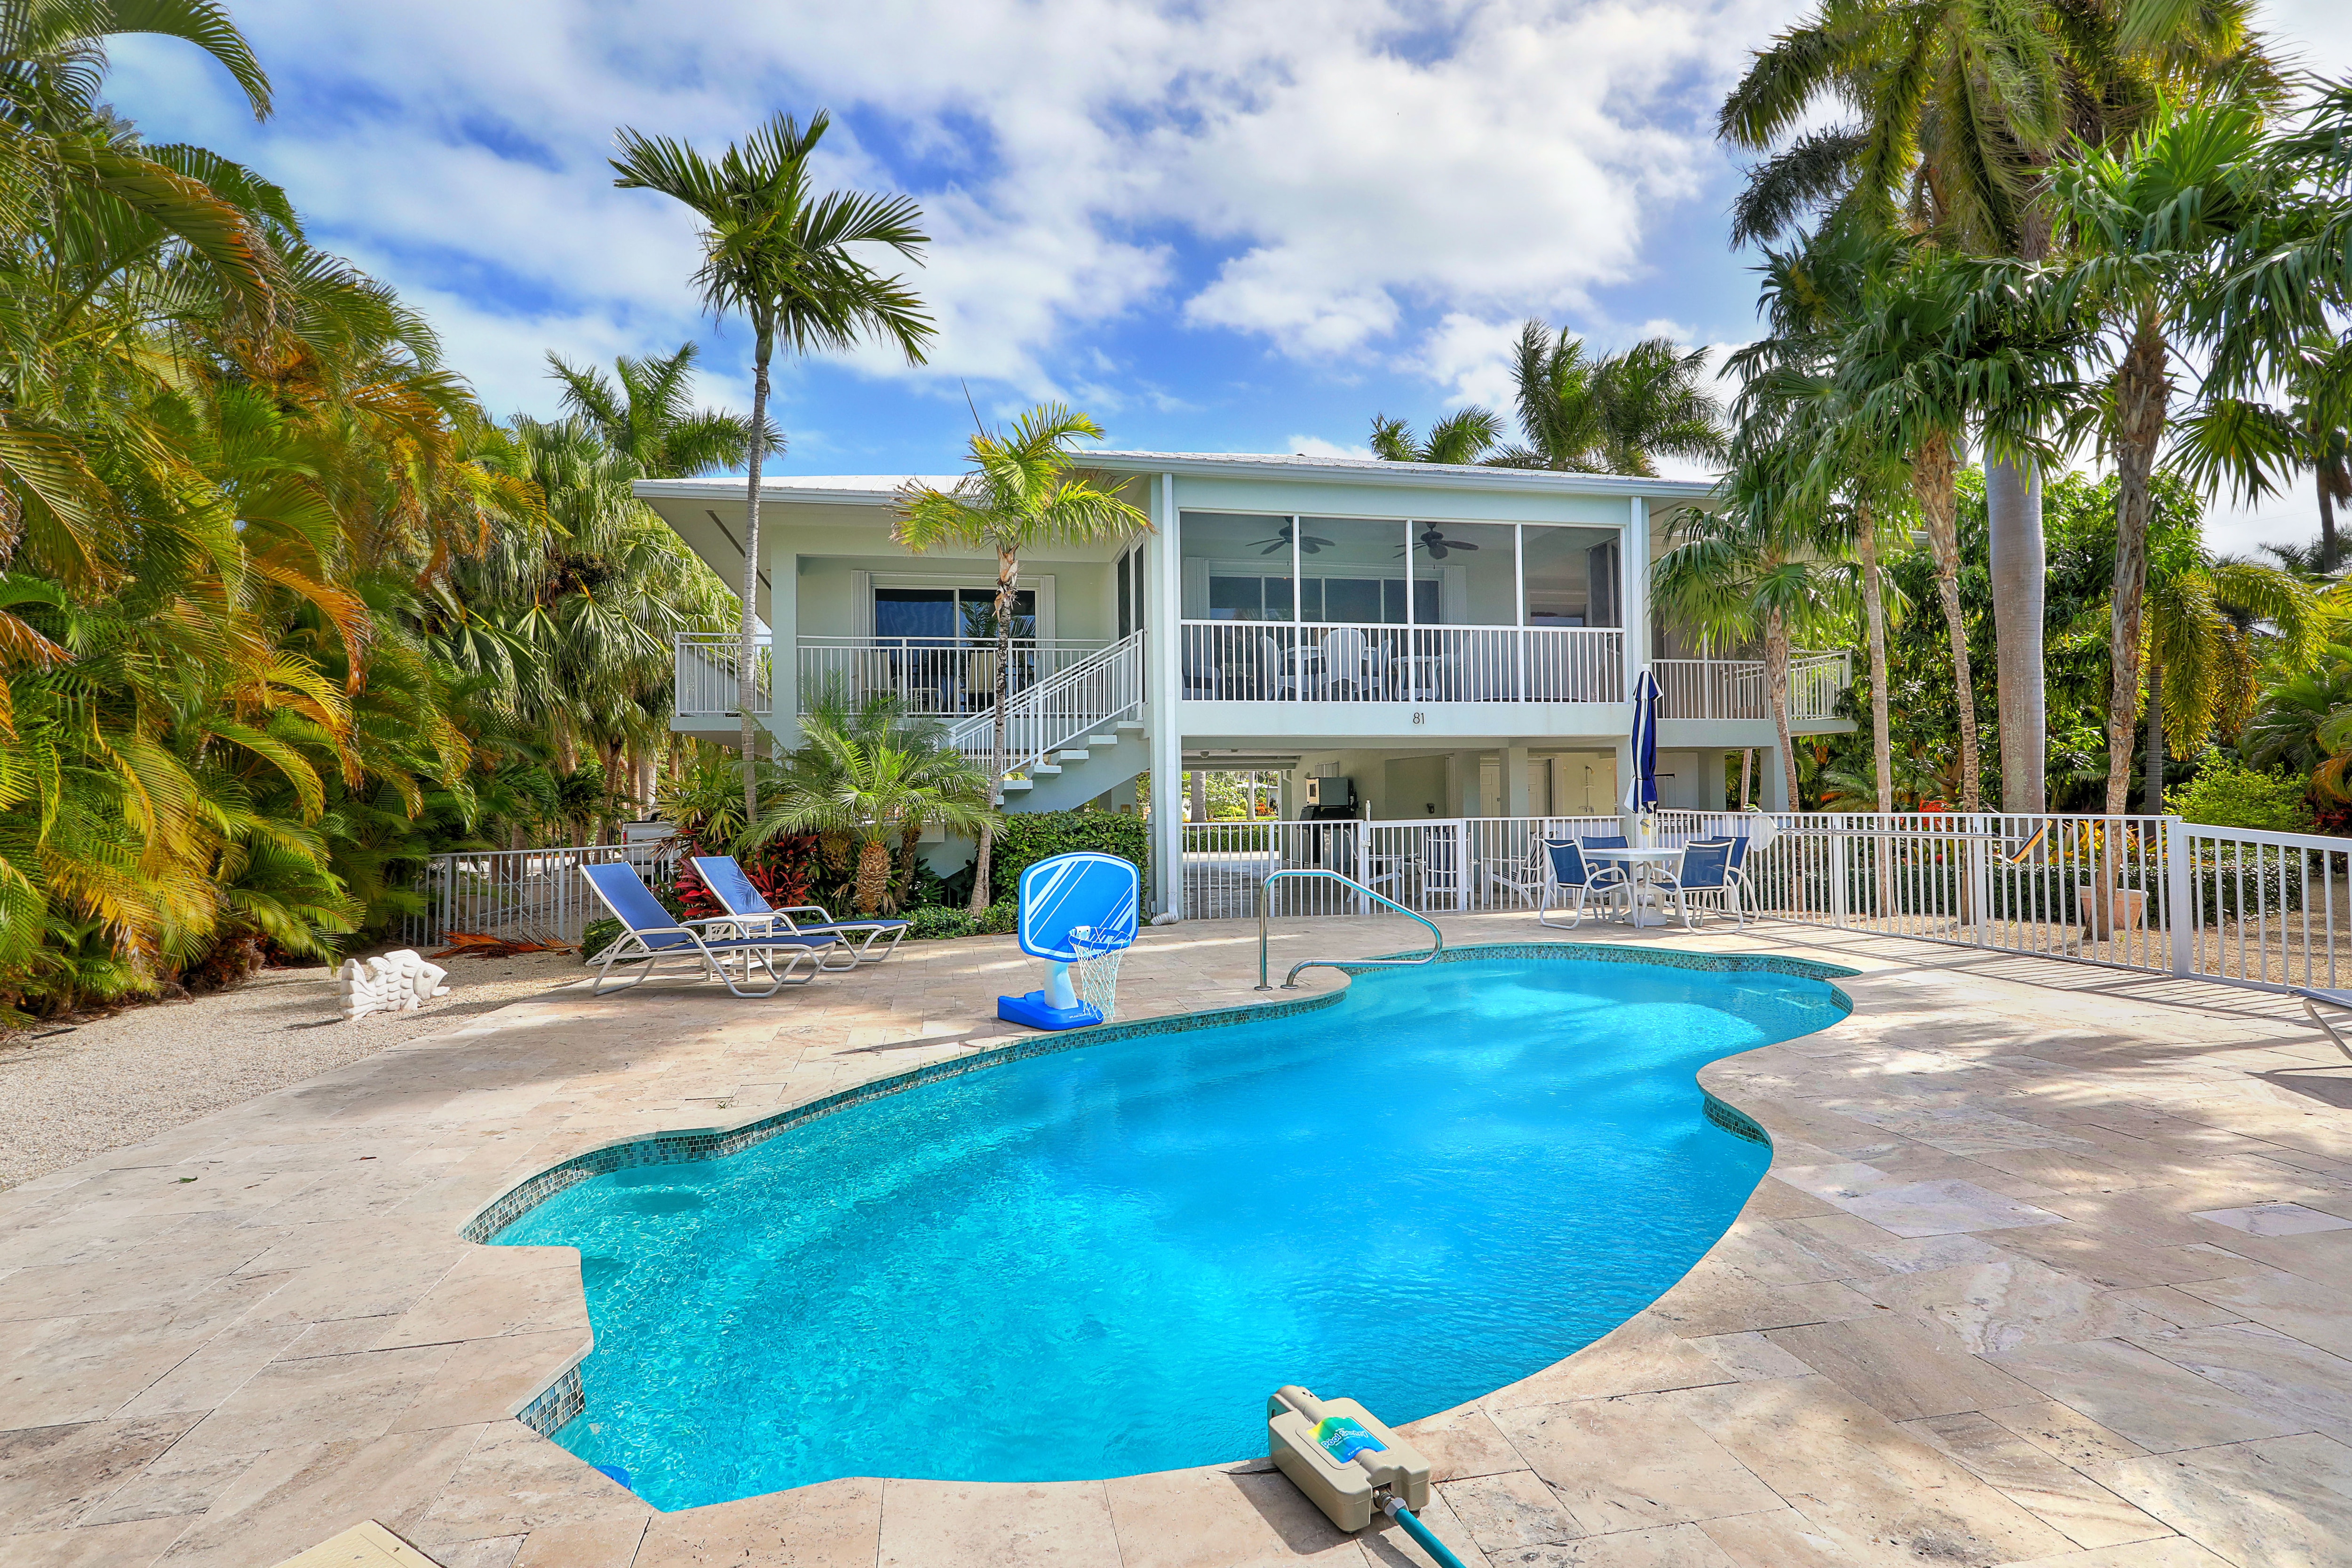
[464,940,1849,1245]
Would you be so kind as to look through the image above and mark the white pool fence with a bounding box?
[1181,809,2352,995]
[399,810,2352,995]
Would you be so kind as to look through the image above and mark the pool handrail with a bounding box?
[1255,868,1444,991]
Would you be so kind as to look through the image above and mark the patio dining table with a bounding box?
[1582,844,1685,929]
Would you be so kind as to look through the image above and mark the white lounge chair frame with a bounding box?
[583,864,829,998]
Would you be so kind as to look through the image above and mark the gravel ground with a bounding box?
[0,949,589,1191]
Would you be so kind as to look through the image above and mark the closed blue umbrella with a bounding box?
[1624,667,1660,816]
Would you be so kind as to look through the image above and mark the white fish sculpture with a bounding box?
[336,949,452,1022]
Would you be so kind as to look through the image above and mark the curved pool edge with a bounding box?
[463,940,1853,1248]
[473,939,1853,1450]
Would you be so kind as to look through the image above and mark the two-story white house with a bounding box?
[636,451,1852,916]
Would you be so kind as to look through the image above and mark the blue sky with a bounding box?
[119,0,2352,545]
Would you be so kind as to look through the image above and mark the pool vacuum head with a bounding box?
[1265,1384,1431,1532]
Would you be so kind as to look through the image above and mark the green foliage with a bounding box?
[581,917,623,960]
[976,900,1019,935]
[990,810,1151,904]
[905,904,978,941]
[743,691,998,914]
[0,12,745,1021]
[2166,760,2316,834]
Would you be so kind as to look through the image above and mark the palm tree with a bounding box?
[547,341,761,809]
[2243,647,2352,778]
[1731,218,1912,815]
[1490,322,1727,474]
[2044,101,2269,814]
[744,692,998,915]
[611,111,934,821]
[2141,530,2323,811]
[1722,0,2279,814]
[1368,407,1504,465]
[1653,452,1851,811]
[548,341,759,482]
[893,405,1151,913]
[2297,402,2351,576]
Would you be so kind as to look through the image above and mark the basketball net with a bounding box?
[1067,925,1129,1022]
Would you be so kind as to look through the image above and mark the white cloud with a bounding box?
[109,0,2351,441]
[111,0,1787,415]
[1407,315,1526,411]
[1286,435,1374,459]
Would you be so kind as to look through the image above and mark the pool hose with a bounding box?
[1380,1494,1469,1568]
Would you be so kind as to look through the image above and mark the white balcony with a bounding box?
[1179,622,1625,704]
[674,634,1110,719]
[1653,653,1851,723]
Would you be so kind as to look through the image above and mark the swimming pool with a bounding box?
[492,947,1846,1511]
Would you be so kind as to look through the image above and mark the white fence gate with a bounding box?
[401,836,684,948]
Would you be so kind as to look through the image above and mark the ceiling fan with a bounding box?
[1401,524,1480,560]
[1253,523,1334,555]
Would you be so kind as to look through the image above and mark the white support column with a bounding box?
[1147,473,1184,917]
[759,549,799,751]
[1625,496,1651,679]
[1761,747,1791,812]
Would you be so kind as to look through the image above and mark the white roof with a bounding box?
[1084,450,1721,497]
[634,452,1721,507]
[632,475,947,507]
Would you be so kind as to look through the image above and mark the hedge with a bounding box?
[991,809,1150,904]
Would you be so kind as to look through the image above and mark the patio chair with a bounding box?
[1314,626,1378,700]
[2292,989,2352,1064]
[1478,838,1549,905]
[1538,839,1629,929]
[1719,833,1756,917]
[580,862,831,998]
[1183,641,1222,699]
[1652,839,1740,929]
[1258,634,1301,700]
[689,855,910,969]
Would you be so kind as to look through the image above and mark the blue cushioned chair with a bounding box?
[1538,839,1629,929]
[1654,839,1740,929]
[1720,834,1756,917]
[581,862,831,997]
[689,855,909,970]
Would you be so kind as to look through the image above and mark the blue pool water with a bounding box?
[495,953,1843,1510]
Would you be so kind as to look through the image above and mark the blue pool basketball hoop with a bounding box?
[997,851,1140,1030]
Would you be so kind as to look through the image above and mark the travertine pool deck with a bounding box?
[7,913,2352,1568]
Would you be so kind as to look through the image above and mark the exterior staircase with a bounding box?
[997,720,1148,812]
[948,632,1147,815]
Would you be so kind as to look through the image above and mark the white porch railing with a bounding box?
[948,632,1146,778]
[675,634,773,717]
[1653,652,1851,722]
[400,833,687,947]
[1180,622,1625,704]
[796,636,1109,719]
[672,635,1111,720]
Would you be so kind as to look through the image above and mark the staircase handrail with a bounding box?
[948,630,1145,781]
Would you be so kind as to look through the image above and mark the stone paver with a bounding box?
[4,913,2352,1567]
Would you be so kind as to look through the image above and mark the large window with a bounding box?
[1180,511,1616,628]
[874,586,1036,642]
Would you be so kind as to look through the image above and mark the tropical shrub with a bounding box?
[977,900,1020,935]
[906,905,978,941]
[582,918,623,960]
[2166,761,2317,835]
[989,810,1150,904]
